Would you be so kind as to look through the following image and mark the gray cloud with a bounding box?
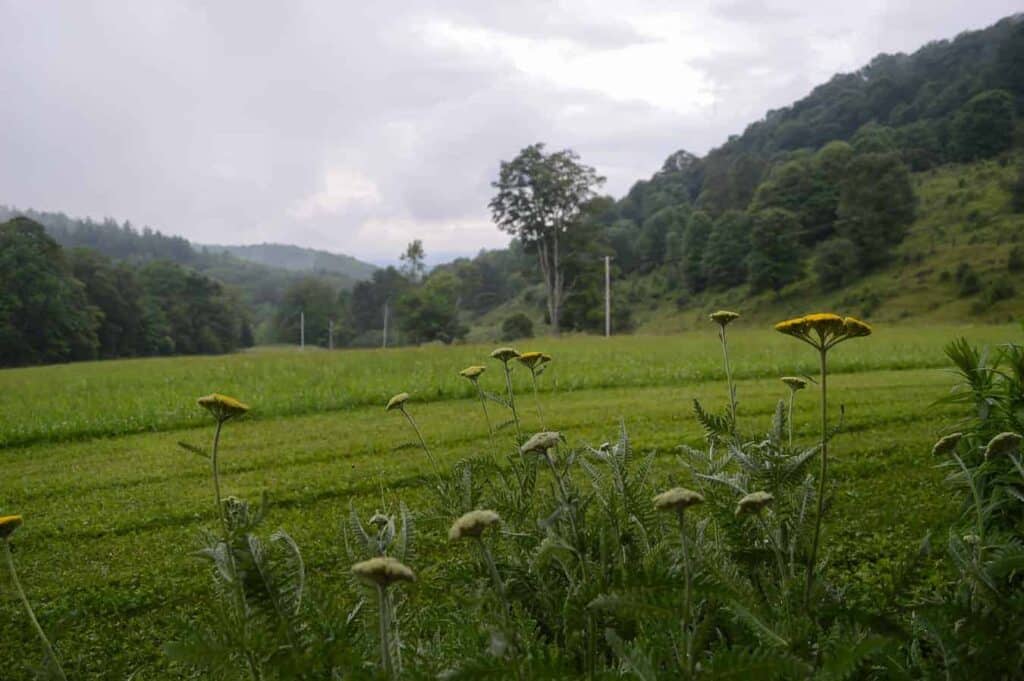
[1,1,1019,263]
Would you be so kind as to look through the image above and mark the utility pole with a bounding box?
[604,255,611,338]
[328,319,334,350]
[382,300,389,349]
[300,311,305,350]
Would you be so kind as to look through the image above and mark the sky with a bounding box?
[1,1,1020,265]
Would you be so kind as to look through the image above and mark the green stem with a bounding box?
[212,420,227,537]
[3,541,68,681]
[677,510,694,676]
[476,384,495,446]
[503,363,522,442]
[530,371,545,429]
[787,391,795,450]
[377,584,393,679]
[401,407,442,483]
[478,539,524,681]
[804,347,828,605]
[719,327,737,430]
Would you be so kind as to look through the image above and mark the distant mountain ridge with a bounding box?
[201,242,377,280]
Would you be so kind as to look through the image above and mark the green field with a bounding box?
[0,323,1019,678]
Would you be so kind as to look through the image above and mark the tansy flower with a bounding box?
[781,376,808,392]
[197,393,250,422]
[735,491,774,516]
[520,431,563,455]
[490,347,520,363]
[351,557,416,587]
[842,316,872,338]
[984,432,1022,459]
[517,351,551,370]
[385,392,410,411]
[774,313,871,350]
[710,310,740,327]
[0,515,23,540]
[931,432,963,457]
[459,365,486,381]
[449,510,501,541]
[653,488,704,512]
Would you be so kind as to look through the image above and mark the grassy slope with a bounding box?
[467,158,1024,340]
[0,325,1016,678]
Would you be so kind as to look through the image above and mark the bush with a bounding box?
[813,237,860,290]
[1008,246,1024,273]
[956,263,981,296]
[501,313,534,341]
[983,276,1015,305]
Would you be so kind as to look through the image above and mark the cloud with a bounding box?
[0,0,1020,264]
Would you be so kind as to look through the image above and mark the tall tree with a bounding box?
[0,218,100,366]
[489,143,604,335]
[399,240,426,282]
[702,211,752,290]
[747,209,803,294]
[836,152,916,268]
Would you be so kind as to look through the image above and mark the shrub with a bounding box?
[500,313,534,341]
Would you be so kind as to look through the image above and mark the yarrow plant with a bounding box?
[774,313,871,602]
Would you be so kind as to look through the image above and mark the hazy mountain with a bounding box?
[201,242,377,281]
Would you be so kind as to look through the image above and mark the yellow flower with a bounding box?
[351,556,416,587]
[520,431,563,455]
[653,488,704,512]
[0,515,23,540]
[842,316,872,338]
[710,310,740,327]
[774,313,871,349]
[490,347,520,363]
[449,509,501,541]
[385,392,410,411]
[517,351,551,370]
[459,365,486,381]
[735,491,774,516]
[984,432,1022,459]
[197,393,250,422]
[931,432,963,457]
[781,376,808,392]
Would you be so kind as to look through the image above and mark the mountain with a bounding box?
[201,242,377,281]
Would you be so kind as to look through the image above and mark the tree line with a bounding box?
[0,217,252,367]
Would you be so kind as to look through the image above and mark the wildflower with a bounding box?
[449,510,501,541]
[931,432,963,457]
[520,431,563,455]
[842,316,872,338]
[197,393,250,422]
[517,351,550,370]
[774,313,872,350]
[963,534,981,545]
[653,488,704,512]
[0,515,23,540]
[984,431,1022,459]
[351,556,416,587]
[781,376,808,392]
[735,491,774,516]
[459,365,486,381]
[490,347,520,363]
[710,310,740,327]
[385,392,410,411]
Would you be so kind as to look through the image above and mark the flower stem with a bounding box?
[787,391,795,450]
[377,584,394,679]
[503,362,522,442]
[3,541,68,681]
[677,510,694,676]
[476,384,495,447]
[530,371,545,429]
[401,407,442,483]
[804,346,828,605]
[719,326,738,430]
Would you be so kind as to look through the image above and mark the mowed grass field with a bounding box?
[0,323,1019,678]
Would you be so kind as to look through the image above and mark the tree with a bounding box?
[813,237,861,290]
[951,90,1016,161]
[273,277,340,347]
[399,240,426,282]
[836,152,916,268]
[490,143,605,335]
[681,211,712,292]
[702,211,752,290]
[501,313,534,341]
[67,248,144,358]
[398,270,467,344]
[0,218,101,366]
[747,209,803,294]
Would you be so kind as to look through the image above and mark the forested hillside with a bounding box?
[356,12,1024,344]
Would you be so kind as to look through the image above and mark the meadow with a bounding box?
[0,321,1020,679]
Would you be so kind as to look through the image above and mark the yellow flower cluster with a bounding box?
[517,351,552,371]
[709,310,740,327]
[196,393,250,422]
[385,392,410,411]
[774,313,872,349]
[490,347,520,363]
[653,488,704,512]
[459,365,486,381]
[351,556,416,587]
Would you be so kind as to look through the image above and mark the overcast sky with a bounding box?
[1,1,1019,264]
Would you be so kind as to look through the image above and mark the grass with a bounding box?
[0,323,1016,678]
